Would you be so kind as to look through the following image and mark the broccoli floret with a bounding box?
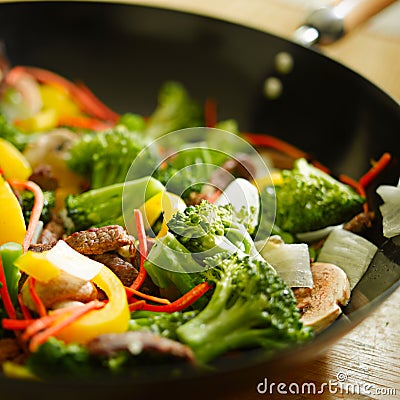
[167,200,257,258]
[176,253,312,364]
[117,113,146,132]
[67,125,151,189]
[21,190,56,227]
[145,81,203,139]
[64,176,164,231]
[26,337,92,378]
[275,158,365,234]
[145,201,259,304]
[128,310,198,341]
[152,163,203,201]
[0,113,36,150]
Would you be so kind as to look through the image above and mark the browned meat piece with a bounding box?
[87,331,196,364]
[343,211,375,234]
[208,153,256,191]
[92,250,160,296]
[40,214,65,245]
[186,192,209,206]
[28,164,59,191]
[28,242,55,252]
[0,338,24,363]
[92,252,138,287]
[64,225,134,255]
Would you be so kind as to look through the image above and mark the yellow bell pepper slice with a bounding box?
[39,84,81,118]
[2,361,38,380]
[14,250,60,283]
[0,138,32,180]
[56,266,130,344]
[16,108,58,132]
[252,170,283,190]
[139,191,186,238]
[0,175,26,246]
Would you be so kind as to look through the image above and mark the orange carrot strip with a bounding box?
[28,278,47,318]
[8,179,44,253]
[207,189,222,204]
[128,300,146,312]
[130,210,148,291]
[18,293,32,320]
[21,304,88,341]
[141,282,212,313]
[58,115,113,131]
[242,132,308,160]
[125,286,170,305]
[359,153,392,189]
[0,258,17,319]
[29,300,105,352]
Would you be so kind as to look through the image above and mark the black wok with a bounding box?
[0,2,399,399]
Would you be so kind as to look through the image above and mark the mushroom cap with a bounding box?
[293,262,351,333]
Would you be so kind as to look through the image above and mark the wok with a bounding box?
[0,1,399,399]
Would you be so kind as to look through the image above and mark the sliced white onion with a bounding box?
[379,202,400,238]
[376,183,400,238]
[317,229,377,289]
[376,184,400,204]
[256,237,313,287]
[46,240,103,281]
[296,224,342,243]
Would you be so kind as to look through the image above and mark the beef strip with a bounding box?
[28,242,55,252]
[208,152,257,191]
[91,252,138,287]
[87,331,195,364]
[64,225,134,255]
[40,214,65,245]
[343,211,375,234]
[28,164,59,191]
[0,338,24,363]
[92,250,160,296]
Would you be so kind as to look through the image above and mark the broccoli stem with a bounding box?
[65,176,164,231]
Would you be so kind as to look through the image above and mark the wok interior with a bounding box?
[0,0,399,391]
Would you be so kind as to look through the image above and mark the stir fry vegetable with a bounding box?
[0,63,395,381]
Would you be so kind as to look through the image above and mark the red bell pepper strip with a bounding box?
[6,66,119,122]
[130,210,148,291]
[359,153,392,189]
[205,97,217,128]
[242,132,308,160]
[140,282,212,313]
[0,257,17,319]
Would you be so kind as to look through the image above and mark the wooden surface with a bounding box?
[1,0,399,398]
[124,1,400,399]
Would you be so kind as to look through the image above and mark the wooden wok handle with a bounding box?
[335,0,396,32]
[294,0,397,46]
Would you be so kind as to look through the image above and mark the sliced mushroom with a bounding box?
[293,262,350,333]
[21,271,98,312]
